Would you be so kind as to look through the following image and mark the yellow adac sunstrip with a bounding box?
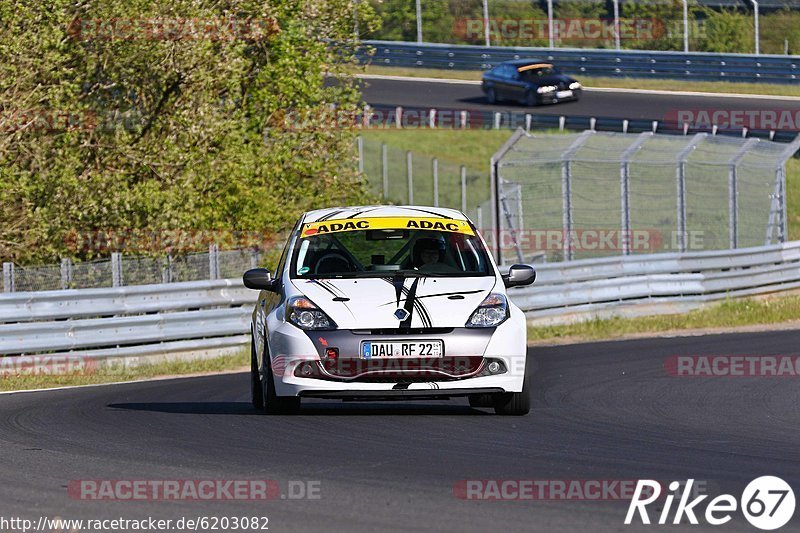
[301,217,475,238]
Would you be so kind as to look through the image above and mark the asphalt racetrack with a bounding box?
[358,76,800,122]
[1,329,798,532]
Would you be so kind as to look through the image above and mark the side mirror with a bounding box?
[243,268,277,292]
[503,264,536,288]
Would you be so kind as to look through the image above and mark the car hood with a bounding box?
[536,73,575,85]
[291,276,498,329]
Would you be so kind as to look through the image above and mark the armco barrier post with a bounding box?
[461,166,467,213]
[60,258,73,290]
[433,158,439,207]
[163,254,174,284]
[357,135,364,173]
[382,143,389,199]
[111,252,123,287]
[2,262,14,293]
[407,151,414,204]
[209,244,220,280]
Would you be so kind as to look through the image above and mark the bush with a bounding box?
[0,0,378,264]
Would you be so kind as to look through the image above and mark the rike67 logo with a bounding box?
[625,477,795,530]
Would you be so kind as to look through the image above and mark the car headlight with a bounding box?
[537,85,557,94]
[287,296,336,330]
[465,293,509,328]
[569,81,581,90]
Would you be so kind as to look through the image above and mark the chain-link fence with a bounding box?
[2,247,261,293]
[491,129,799,264]
[359,136,491,215]
[362,0,793,55]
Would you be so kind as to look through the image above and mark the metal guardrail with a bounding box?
[0,279,256,357]
[2,241,800,357]
[360,40,800,84]
[510,241,800,322]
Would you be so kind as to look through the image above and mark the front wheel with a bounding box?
[524,90,537,107]
[250,340,264,410]
[486,87,497,104]
[261,348,301,415]
[493,371,530,416]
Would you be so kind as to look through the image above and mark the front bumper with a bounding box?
[265,305,528,397]
[538,87,582,104]
[299,387,505,401]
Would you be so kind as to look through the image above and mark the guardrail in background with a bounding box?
[360,103,800,143]
[0,279,255,360]
[2,241,800,357]
[359,40,800,84]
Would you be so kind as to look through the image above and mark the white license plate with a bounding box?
[556,90,573,99]
[361,340,443,359]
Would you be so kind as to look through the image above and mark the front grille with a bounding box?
[296,357,485,382]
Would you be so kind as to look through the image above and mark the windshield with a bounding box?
[290,219,493,279]
[520,66,557,79]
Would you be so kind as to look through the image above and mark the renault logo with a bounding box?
[393,308,410,321]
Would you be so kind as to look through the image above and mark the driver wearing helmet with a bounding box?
[412,235,459,272]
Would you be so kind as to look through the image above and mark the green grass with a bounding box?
[357,65,800,98]
[528,295,800,343]
[0,350,248,392]
[361,129,509,170]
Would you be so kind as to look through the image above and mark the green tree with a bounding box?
[0,0,378,264]
[697,7,753,53]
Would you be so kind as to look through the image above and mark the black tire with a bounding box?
[524,90,537,107]
[261,345,301,415]
[486,87,497,104]
[250,340,264,410]
[493,370,531,416]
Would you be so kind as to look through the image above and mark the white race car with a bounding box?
[243,205,535,415]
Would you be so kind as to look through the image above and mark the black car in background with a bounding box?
[481,59,582,106]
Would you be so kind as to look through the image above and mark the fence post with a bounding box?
[482,0,490,47]
[362,104,370,127]
[461,166,467,213]
[675,133,706,252]
[682,0,690,52]
[163,254,174,284]
[60,258,73,290]
[546,0,554,48]
[395,106,403,128]
[751,0,760,55]
[562,160,573,261]
[382,143,389,200]
[433,158,439,207]
[2,262,14,293]
[111,252,123,287]
[209,243,220,280]
[356,135,363,174]
[781,165,789,242]
[612,0,620,50]
[415,0,422,43]
[407,151,414,204]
